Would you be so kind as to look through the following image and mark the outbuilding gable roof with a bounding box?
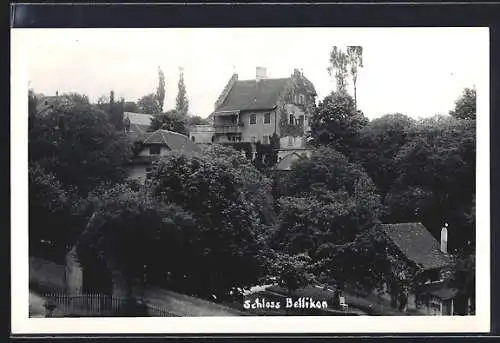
[142,129,200,153]
[381,222,452,270]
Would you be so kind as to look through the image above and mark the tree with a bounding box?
[272,147,387,293]
[327,46,349,92]
[175,67,189,116]
[309,91,368,159]
[156,66,166,113]
[149,109,188,135]
[137,93,161,115]
[29,162,75,258]
[107,90,125,131]
[356,113,416,196]
[450,253,475,314]
[203,144,277,227]
[28,89,39,121]
[272,253,316,296]
[29,94,132,195]
[60,92,90,105]
[145,151,271,300]
[384,117,476,253]
[450,87,476,120]
[96,95,109,105]
[187,116,209,126]
[75,183,166,303]
[123,101,140,113]
[346,46,363,109]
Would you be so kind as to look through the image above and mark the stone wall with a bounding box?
[29,256,66,293]
[65,248,83,295]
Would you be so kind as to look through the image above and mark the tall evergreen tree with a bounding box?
[156,66,166,113]
[176,67,189,116]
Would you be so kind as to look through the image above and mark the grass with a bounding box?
[267,285,408,316]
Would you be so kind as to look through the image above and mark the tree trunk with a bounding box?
[353,83,357,110]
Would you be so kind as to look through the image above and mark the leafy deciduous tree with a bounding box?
[29,96,132,195]
[327,46,349,93]
[137,93,161,115]
[346,46,363,109]
[149,109,188,135]
[449,87,476,120]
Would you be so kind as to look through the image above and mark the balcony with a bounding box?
[215,124,243,134]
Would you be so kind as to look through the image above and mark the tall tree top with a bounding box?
[176,67,189,116]
[156,66,166,113]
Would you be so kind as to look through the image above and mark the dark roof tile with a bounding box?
[142,129,200,153]
[216,78,290,112]
[381,222,451,270]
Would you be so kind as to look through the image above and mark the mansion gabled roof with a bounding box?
[216,78,290,113]
[213,69,317,115]
[142,129,200,153]
[381,222,452,271]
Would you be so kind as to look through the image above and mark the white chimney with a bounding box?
[440,223,448,253]
[256,67,267,81]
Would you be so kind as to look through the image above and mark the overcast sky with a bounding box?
[25,28,487,120]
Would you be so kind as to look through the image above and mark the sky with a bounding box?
[24,28,488,120]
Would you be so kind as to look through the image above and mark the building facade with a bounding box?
[188,124,215,144]
[204,67,316,161]
[378,222,459,315]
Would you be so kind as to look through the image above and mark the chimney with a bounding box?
[440,223,448,254]
[256,67,267,81]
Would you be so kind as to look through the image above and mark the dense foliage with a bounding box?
[148,109,189,135]
[449,87,476,120]
[384,116,475,253]
[137,93,162,115]
[29,94,132,196]
[309,91,368,159]
[28,77,476,314]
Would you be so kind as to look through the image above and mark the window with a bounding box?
[149,145,161,155]
[299,94,305,104]
[191,136,196,142]
[289,114,295,125]
[298,115,305,126]
[263,135,269,145]
[288,136,293,146]
[264,112,271,124]
[250,113,257,124]
[428,270,441,282]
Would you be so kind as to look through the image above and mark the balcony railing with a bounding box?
[214,124,243,134]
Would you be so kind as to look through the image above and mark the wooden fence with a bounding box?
[44,293,179,317]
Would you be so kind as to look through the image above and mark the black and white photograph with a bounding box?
[11,27,489,334]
